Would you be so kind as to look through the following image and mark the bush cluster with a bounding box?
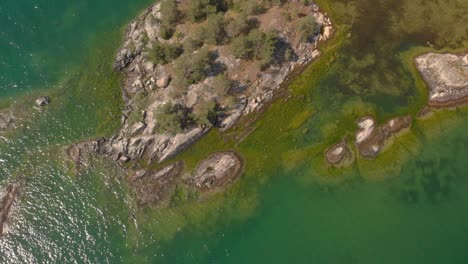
[159,0,180,39]
[230,29,278,68]
[174,47,214,85]
[147,42,182,65]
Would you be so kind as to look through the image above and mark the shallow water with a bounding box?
[0,0,467,263]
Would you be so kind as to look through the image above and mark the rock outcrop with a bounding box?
[187,152,242,191]
[130,162,183,206]
[325,115,413,164]
[355,115,413,159]
[415,52,468,107]
[325,140,353,166]
[0,184,18,236]
[35,96,51,107]
[0,111,14,131]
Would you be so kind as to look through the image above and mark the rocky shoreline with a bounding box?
[325,51,467,166]
[68,0,333,206]
[0,184,18,236]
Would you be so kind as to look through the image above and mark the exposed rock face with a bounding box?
[0,112,14,131]
[35,96,50,106]
[325,141,353,166]
[67,141,102,175]
[325,115,413,165]
[188,152,242,191]
[130,162,183,206]
[355,115,413,159]
[355,117,375,144]
[0,184,18,236]
[156,76,170,88]
[415,52,468,107]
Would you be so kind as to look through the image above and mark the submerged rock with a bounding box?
[325,141,353,166]
[0,112,14,131]
[35,96,50,106]
[355,115,412,159]
[0,184,18,236]
[156,76,171,88]
[355,116,376,144]
[188,152,242,191]
[415,52,468,107]
[130,162,183,206]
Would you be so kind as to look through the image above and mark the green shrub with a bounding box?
[187,0,226,22]
[256,31,277,68]
[159,23,175,40]
[241,0,264,15]
[212,74,232,97]
[147,42,182,65]
[183,37,204,54]
[230,35,252,59]
[154,102,191,134]
[160,0,180,25]
[230,29,278,68]
[192,99,219,126]
[298,16,319,42]
[205,13,226,45]
[174,47,213,84]
[127,92,148,125]
[159,0,180,39]
[190,26,206,46]
[225,13,252,38]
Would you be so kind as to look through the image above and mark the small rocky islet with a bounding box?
[325,51,468,167]
[0,183,18,236]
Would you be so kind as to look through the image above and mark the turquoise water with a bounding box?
[1,0,468,263]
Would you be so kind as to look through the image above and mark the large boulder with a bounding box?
[325,141,352,166]
[189,152,242,191]
[415,52,468,107]
[0,112,14,131]
[130,161,183,206]
[35,96,50,106]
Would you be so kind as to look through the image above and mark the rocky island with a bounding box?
[415,52,468,107]
[69,0,333,206]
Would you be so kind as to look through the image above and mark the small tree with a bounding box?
[225,13,252,39]
[147,42,182,65]
[298,16,319,42]
[205,13,226,45]
[187,0,225,22]
[230,35,252,59]
[241,0,264,15]
[192,99,219,126]
[175,48,213,84]
[154,103,189,134]
[212,74,232,97]
[160,0,179,25]
[159,0,180,39]
[230,29,277,68]
[183,37,203,54]
[257,31,277,69]
[190,25,206,46]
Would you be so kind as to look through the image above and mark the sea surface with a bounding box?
[0,0,467,263]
